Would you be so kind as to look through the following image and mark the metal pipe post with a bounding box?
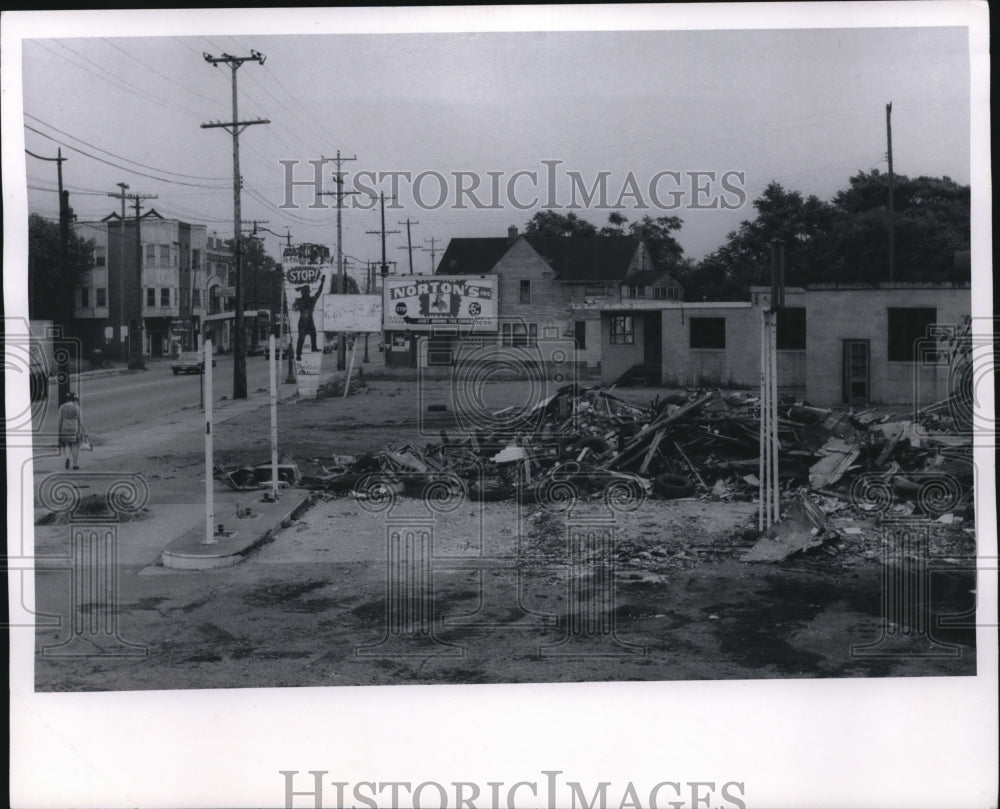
[269,333,279,500]
[202,339,216,544]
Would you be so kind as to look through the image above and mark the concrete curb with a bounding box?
[160,490,318,570]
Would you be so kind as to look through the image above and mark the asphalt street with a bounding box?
[33,353,291,436]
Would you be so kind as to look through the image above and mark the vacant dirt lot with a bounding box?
[34,377,977,691]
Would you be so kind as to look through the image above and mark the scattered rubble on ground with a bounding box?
[218,384,976,564]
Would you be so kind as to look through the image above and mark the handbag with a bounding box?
[81,435,93,451]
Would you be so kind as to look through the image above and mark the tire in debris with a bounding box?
[653,472,695,499]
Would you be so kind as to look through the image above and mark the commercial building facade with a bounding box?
[580,283,970,406]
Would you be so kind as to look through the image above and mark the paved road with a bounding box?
[33,354,294,437]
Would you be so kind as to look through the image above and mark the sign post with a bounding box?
[269,333,279,500]
[202,339,215,545]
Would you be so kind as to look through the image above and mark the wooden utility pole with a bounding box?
[398,218,419,274]
[367,193,400,278]
[130,193,158,361]
[107,182,130,360]
[319,152,357,370]
[423,236,441,273]
[886,102,895,283]
[26,147,72,401]
[201,50,269,399]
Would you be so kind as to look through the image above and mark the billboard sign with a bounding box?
[283,263,335,397]
[383,275,498,331]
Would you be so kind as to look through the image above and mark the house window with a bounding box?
[574,320,587,350]
[159,245,170,264]
[690,317,726,349]
[80,287,89,307]
[501,322,537,347]
[95,246,106,267]
[145,244,156,265]
[610,316,635,345]
[776,307,806,350]
[584,284,607,296]
[193,289,201,307]
[652,287,667,300]
[96,287,107,307]
[161,288,171,307]
[147,288,156,307]
[888,307,937,361]
[519,279,531,304]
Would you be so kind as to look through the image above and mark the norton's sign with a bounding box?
[383,276,498,331]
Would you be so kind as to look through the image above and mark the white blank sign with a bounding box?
[322,294,383,332]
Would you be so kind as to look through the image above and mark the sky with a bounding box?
[6,7,977,272]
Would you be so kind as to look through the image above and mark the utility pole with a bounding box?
[201,50,269,399]
[243,219,270,349]
[886,101,895,283]
[26,147,73,402]
[423,236,441,273]
[130,193,158,363]
[319,152,358,371]
[107,182,130,360]
[367,193,400,278]
[398,218,419,274]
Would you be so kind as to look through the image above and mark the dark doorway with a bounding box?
[643,311,662,366]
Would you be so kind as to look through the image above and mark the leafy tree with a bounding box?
[625,214,685,272]
[827,170,970,282]
[28,212,95,323]
[524,210,597,237]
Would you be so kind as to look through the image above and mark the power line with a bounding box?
[24,124,230,188]
[25,113,231,181]
[101,38,230,114]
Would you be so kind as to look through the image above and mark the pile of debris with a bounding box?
[295,384,973,518]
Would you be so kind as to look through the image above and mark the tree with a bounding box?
[524,210,597,237]
[28,213,95,323]
[625,215,685,271]
[827,170,970,282]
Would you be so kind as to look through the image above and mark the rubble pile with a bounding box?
[291,385,975,521]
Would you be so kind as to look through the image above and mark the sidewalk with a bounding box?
[30,362,343,571]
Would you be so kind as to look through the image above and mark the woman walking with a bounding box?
[58,392,85,470]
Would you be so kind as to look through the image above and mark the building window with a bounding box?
[652,287,667,300]
[574,320,587,350]
[147,287,156,307]
[610,315,635,345]
[584,284,607,296]
[95,246,106,267]
[80,287,89,307]
[519,279,531,304]
[776,307,806,350]
[888,307,937,361]
[501,322,537,347]
[690,317,726,349]
[96,287,107,307]
[145,244,156,265]
[161,288,171,307]
[193,289,201,307]
[159,245,170,264]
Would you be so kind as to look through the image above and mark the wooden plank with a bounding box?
[638,428,666,475]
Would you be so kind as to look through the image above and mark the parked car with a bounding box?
[170,351,217,375]
[263,338,292,359]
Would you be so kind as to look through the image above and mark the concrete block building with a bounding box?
[580,282,970,406]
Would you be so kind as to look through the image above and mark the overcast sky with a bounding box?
[7,8,978,269]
